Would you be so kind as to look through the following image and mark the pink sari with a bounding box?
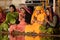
[9,12,27,33]
[16,19,26,32]
[9,19,26,33]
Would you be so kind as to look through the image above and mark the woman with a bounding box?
[9,7,30,33]
[0,5,18,31]
[45,7,60,40]
[21,5,32,24]
[45,7,60,34]
[25,6,46,34]
[45,7,58,28]
[0,7,6,24]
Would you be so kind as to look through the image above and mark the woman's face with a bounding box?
[20,8,25,17]
[20,8,25,13]
[36,10,41,14]
[46,10,50,16]
[9,7,14,12]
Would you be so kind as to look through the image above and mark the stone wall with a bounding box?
[12,0,26,7]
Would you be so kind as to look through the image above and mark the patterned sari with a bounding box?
[25,6,46,34]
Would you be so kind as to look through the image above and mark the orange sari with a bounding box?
[25,6,46,34]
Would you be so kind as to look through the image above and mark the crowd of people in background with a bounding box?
[0,4,60,36]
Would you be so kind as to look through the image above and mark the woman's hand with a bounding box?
[45,19,48,22]
[31,20,35,24]
[37,21,43,25]
[45,18,50,24]
[31,16,37,24]
[44,16,48,22]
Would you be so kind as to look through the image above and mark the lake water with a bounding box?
[0,33,60,40]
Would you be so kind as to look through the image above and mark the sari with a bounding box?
[9,12,27,33]
[25,6,46,34]
[0,12,18,31]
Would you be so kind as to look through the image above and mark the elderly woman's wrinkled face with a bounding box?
[9,7,14,12]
